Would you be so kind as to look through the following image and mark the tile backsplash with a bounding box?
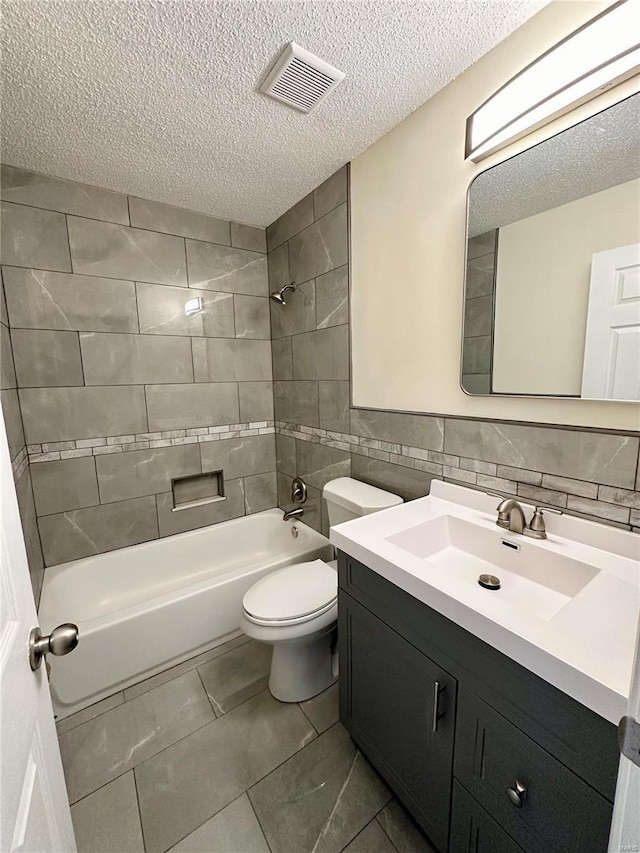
[268,165,639,537]
[0,165,276,581]
[1,162,638,599]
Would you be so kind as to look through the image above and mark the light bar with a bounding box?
[466,0,640,161]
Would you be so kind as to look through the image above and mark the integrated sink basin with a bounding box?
[387,514,600,621]
[331,480,639,722]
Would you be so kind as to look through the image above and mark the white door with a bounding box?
[609,609,640,850]
[581,243,640,400]
[0,413,76,852]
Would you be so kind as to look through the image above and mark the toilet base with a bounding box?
[268,625,338,703]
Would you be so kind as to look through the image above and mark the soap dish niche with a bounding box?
[172,471,225,512]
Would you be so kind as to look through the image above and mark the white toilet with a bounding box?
[240,477,403,702]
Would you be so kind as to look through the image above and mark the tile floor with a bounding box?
[57,635,436,853]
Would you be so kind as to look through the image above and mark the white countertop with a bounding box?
[331,480,640,724]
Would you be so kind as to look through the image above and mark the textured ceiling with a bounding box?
[1,0,547,226]
[469,92,640,236]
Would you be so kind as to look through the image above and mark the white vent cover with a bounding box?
[261,42,345,113]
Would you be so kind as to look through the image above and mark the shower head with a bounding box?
[270,282,296,305]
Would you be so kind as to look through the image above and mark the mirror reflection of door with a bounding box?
[582,243,640,401]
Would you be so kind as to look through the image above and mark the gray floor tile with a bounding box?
[70,771,144,853]
[56,691,124,735]
[249,723,390,853]
[123,635,251,702]
[60,670,215,803]
[197,640,272,715]
[135,690,316,853]
[344,819,396,853]
[167,794,270,853]
[299,682,339,734]
[376,800,436,853]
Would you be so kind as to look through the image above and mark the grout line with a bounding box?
[297,701,323,737]
[245,791,275,853]
[64,213,74,274]
[133,281,142,334]
[130,767,147,853]
[195,663,220,718]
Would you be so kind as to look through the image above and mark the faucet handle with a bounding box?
[525,505,563,539]
[534,505,563,515]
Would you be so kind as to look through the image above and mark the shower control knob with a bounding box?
[29,623,79,671]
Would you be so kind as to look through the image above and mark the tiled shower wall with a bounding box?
[0,165,277,579]
[269,166,640,535]
[1,277,44,600]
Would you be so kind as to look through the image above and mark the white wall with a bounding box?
[350,0,640,430]
[493,179,640,395]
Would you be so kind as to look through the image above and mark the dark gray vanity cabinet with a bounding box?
[339,593,456,852]
[337,551,618,853]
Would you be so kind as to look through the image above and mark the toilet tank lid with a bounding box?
[322,477,403,515]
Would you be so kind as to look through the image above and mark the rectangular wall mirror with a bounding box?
[462,92,640,402]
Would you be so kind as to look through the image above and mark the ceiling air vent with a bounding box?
[261,42,345,113]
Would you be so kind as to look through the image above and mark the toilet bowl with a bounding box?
[241,477,403,702]
[240,559,338,702]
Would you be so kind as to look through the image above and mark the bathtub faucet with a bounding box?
[283,507,304,522]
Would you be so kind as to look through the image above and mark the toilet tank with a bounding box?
[322,477,403,527]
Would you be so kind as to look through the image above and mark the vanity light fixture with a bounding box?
[184,296,203,316]
[465,0,640,161]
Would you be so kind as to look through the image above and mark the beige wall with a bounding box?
[351,0,640,430]
[493,178,640,396]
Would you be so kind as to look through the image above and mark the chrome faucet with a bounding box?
[496,498,527,534]
[283,507,304,522]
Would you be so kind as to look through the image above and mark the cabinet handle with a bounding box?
[505,779,527,808]
[432,681,446,732]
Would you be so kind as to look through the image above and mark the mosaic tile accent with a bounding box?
[28,423,275,464]
[275,421,639,530]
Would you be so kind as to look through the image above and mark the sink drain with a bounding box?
[478,574,501,590]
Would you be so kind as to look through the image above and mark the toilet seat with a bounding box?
[242,560,337,627]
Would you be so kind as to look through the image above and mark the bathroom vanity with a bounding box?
[332,482,638,853]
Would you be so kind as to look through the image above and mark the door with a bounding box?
[581,242,640,400]
[339,592,457,853]
[608,609,640,851]
[0,413,76,852]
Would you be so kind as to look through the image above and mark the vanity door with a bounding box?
[339,592,457,853]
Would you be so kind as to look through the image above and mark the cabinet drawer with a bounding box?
[450,782,524,853]
[454,688,612,853]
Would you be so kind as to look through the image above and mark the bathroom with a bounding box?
[1,0,639,851]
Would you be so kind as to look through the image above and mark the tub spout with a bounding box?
[283,507,304,522]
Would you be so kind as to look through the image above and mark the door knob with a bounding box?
[505,779,527,808]
[29,623,79,671]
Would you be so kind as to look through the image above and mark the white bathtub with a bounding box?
[39,510,333,719]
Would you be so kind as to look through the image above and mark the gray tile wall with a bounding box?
[462,231,496,394]
[268,166,640,535]
[0,165,277,567]
[1,271,45,602]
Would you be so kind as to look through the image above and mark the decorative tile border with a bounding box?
[27,422,275,464]
[275,421,640,530]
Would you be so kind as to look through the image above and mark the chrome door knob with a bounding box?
[29,623,79,671]
[505,779,527,808]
